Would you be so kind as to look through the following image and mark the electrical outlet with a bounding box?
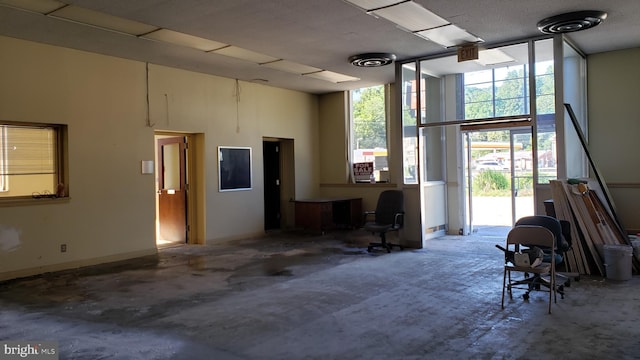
[60,244,67,253]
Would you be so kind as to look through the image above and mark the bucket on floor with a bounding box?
[630,238,640,263]
[603,244,633,281]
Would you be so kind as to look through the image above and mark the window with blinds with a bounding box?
[0,123,65,198]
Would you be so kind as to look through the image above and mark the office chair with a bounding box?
[514,215,577,298]
[501,225,557,314]
[363,190,404,253]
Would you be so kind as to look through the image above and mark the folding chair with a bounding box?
[501,225,557,314]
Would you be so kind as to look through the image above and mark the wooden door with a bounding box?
[157,137,187,243]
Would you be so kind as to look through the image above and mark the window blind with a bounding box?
[0,125,56,176]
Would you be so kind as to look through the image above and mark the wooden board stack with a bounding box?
[550,179,638,276]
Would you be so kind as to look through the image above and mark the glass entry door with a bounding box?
[463,127,534,234]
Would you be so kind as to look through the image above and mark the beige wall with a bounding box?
[318,92,349,184]
[6,35,635,280]
[317,85,422,247]
[148,64,319,240]
[0,36,319,280]
[587,47,640,233]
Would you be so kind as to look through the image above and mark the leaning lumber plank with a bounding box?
[562,181,605,276]
[590,190,627,244]
[573,189,606,251]
[589,189,640,273]
[550,180,587,274]
[586,179,628,242]
[576,183,618,246]
[563,188,588,273]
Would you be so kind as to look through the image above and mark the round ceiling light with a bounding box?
[537,10,607,34]
[348,53,397,67]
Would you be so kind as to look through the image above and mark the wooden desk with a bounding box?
[294,197,362,233]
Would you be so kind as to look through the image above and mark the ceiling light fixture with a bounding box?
[349,53,396,67]
[49,5,158,36]
[303,70,360,83]
[261,60,322,74]
[537,10,607,34]
[344,0,483,48]
[210,46,279,64]
[142,29,227,52]
[369,1,449,32]
[415,24,482,48]
[343,0,403,11]
[0,0,65,14]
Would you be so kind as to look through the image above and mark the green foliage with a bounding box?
[474,170,509,193]
[402,108,417,126]
[352,85,387,149]
[495,70,526,116]
[464,64,554,119]
[465,85,492,119]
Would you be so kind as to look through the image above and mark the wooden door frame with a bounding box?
[155,131,204,245]
[263,140,281,230]
[263,137,295,229]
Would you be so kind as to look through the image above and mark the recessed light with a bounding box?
[349,53,396,67]
[537,10,607,34]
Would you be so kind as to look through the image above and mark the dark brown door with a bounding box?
[263,141,281,230]
[157,137,187,243]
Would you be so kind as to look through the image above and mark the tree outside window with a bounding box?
[351,85,388,182]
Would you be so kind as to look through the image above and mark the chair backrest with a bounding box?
[514,215,569,252]
[507,225,555,251]
[375,190,404,226]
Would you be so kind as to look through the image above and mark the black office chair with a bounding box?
[499,215,573,299]
[363,190,404,253]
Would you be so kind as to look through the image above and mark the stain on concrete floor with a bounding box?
[1,230,639,359]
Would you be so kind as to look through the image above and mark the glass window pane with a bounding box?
[495,79,524,100]
[464,69,492,85]
[0,125,59,197]
[463,64,529,119]
[351,85,388,182]
[534,38,556,183]
[563,40,588,179]
[421,126,444,181]
[495,98,525,117]
[401,64,418,184]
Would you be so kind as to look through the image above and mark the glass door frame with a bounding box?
[461,124,534,233]
[396,34,587,239]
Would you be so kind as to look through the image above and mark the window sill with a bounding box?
[0,197,71,207]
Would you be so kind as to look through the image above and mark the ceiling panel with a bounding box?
[0,0,638,94]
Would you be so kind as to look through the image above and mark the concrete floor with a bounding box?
[1,229,639,360]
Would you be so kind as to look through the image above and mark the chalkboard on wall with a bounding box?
[218,146,252,191]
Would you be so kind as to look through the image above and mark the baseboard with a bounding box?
[0,248,158,282]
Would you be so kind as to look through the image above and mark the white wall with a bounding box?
[0,36,319,280]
